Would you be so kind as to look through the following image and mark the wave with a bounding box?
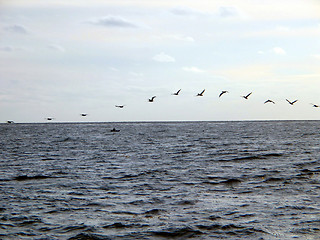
[196,223,268,236]
[103,222,148,229]
[151,227,203,238]
[221,152,284,162]
[13,175,54,181]
[68,233,112,240]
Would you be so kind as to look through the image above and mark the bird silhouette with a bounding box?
[115,105,125,108]
[172,89,181,95]
[197,89,205,96]
[219,91,228,97]
[311,103,319,108]
[80,113,88,116]
[264,100,275,104]
[149,96,156,102]
[241,92,252,99]
[286,99,298,105]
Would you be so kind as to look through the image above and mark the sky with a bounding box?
[1,0,320,122]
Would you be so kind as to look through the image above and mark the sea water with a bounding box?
[0,121,320,239]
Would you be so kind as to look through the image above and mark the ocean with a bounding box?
[0,121,319,239]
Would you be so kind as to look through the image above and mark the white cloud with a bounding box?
[171,35,194,42]
[4,24,28,34]
[152,52,175,62]
[182,66,206,73]
[87,16,139,28]
[152,34,195,42]
[311,54,320,60]
[273,47,286,55]
[109,67,119,72]
[129,72,144,77]
[47,44,65,52]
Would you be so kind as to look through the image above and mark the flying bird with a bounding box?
[286,99,298,105]
[149,96,156,102]
[172,89,181,95]
[80,113,88,116]
[311,103,319,108]
[264,100,275,104]
[115,105,125,108]
[219,91,228,98]
[241,92,252,99]
[197,89,205,96]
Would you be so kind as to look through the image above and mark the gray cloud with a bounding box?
[4,24,28,34]
[0,46,27,52]
[47,44,65,52]
[170,6,205,16]
[0,46,14,52]
[218,6,239,18]
[87,16,138,28]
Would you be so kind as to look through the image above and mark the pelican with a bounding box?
[264,100,275,104]
[197,89,205,96]
[241,92,252,99]
[149,96,156,102]
[311,103,319,108]
[115,105,125,108]
[219,90,228,98]
[80,113,88,117]
[172,89,181,95]
[286,99,298,105]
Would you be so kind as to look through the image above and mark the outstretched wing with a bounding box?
[246,92,252,98]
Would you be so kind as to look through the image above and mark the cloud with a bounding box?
[87,16,138,28]
[273,47,286,55]
[129,72,144,77]
[152,52,175,62]
[47,44,65,52]
[169,34,195,42]
[170,6,205,16]
[182,66,206,73]
[4,24,28,34]
[0,46,14,52]
[152,34,195,42]
[218,6,239,18]
[109,67,119,72]
[311,54,320,60]
[0,46,27,52]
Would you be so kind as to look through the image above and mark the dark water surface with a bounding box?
[0,121,320,239]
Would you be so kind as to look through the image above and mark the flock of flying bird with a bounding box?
[5,89,319,123]
[146,88,311,106]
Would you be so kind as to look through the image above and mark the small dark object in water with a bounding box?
[6,120,14,124]
[110,128,120,132]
